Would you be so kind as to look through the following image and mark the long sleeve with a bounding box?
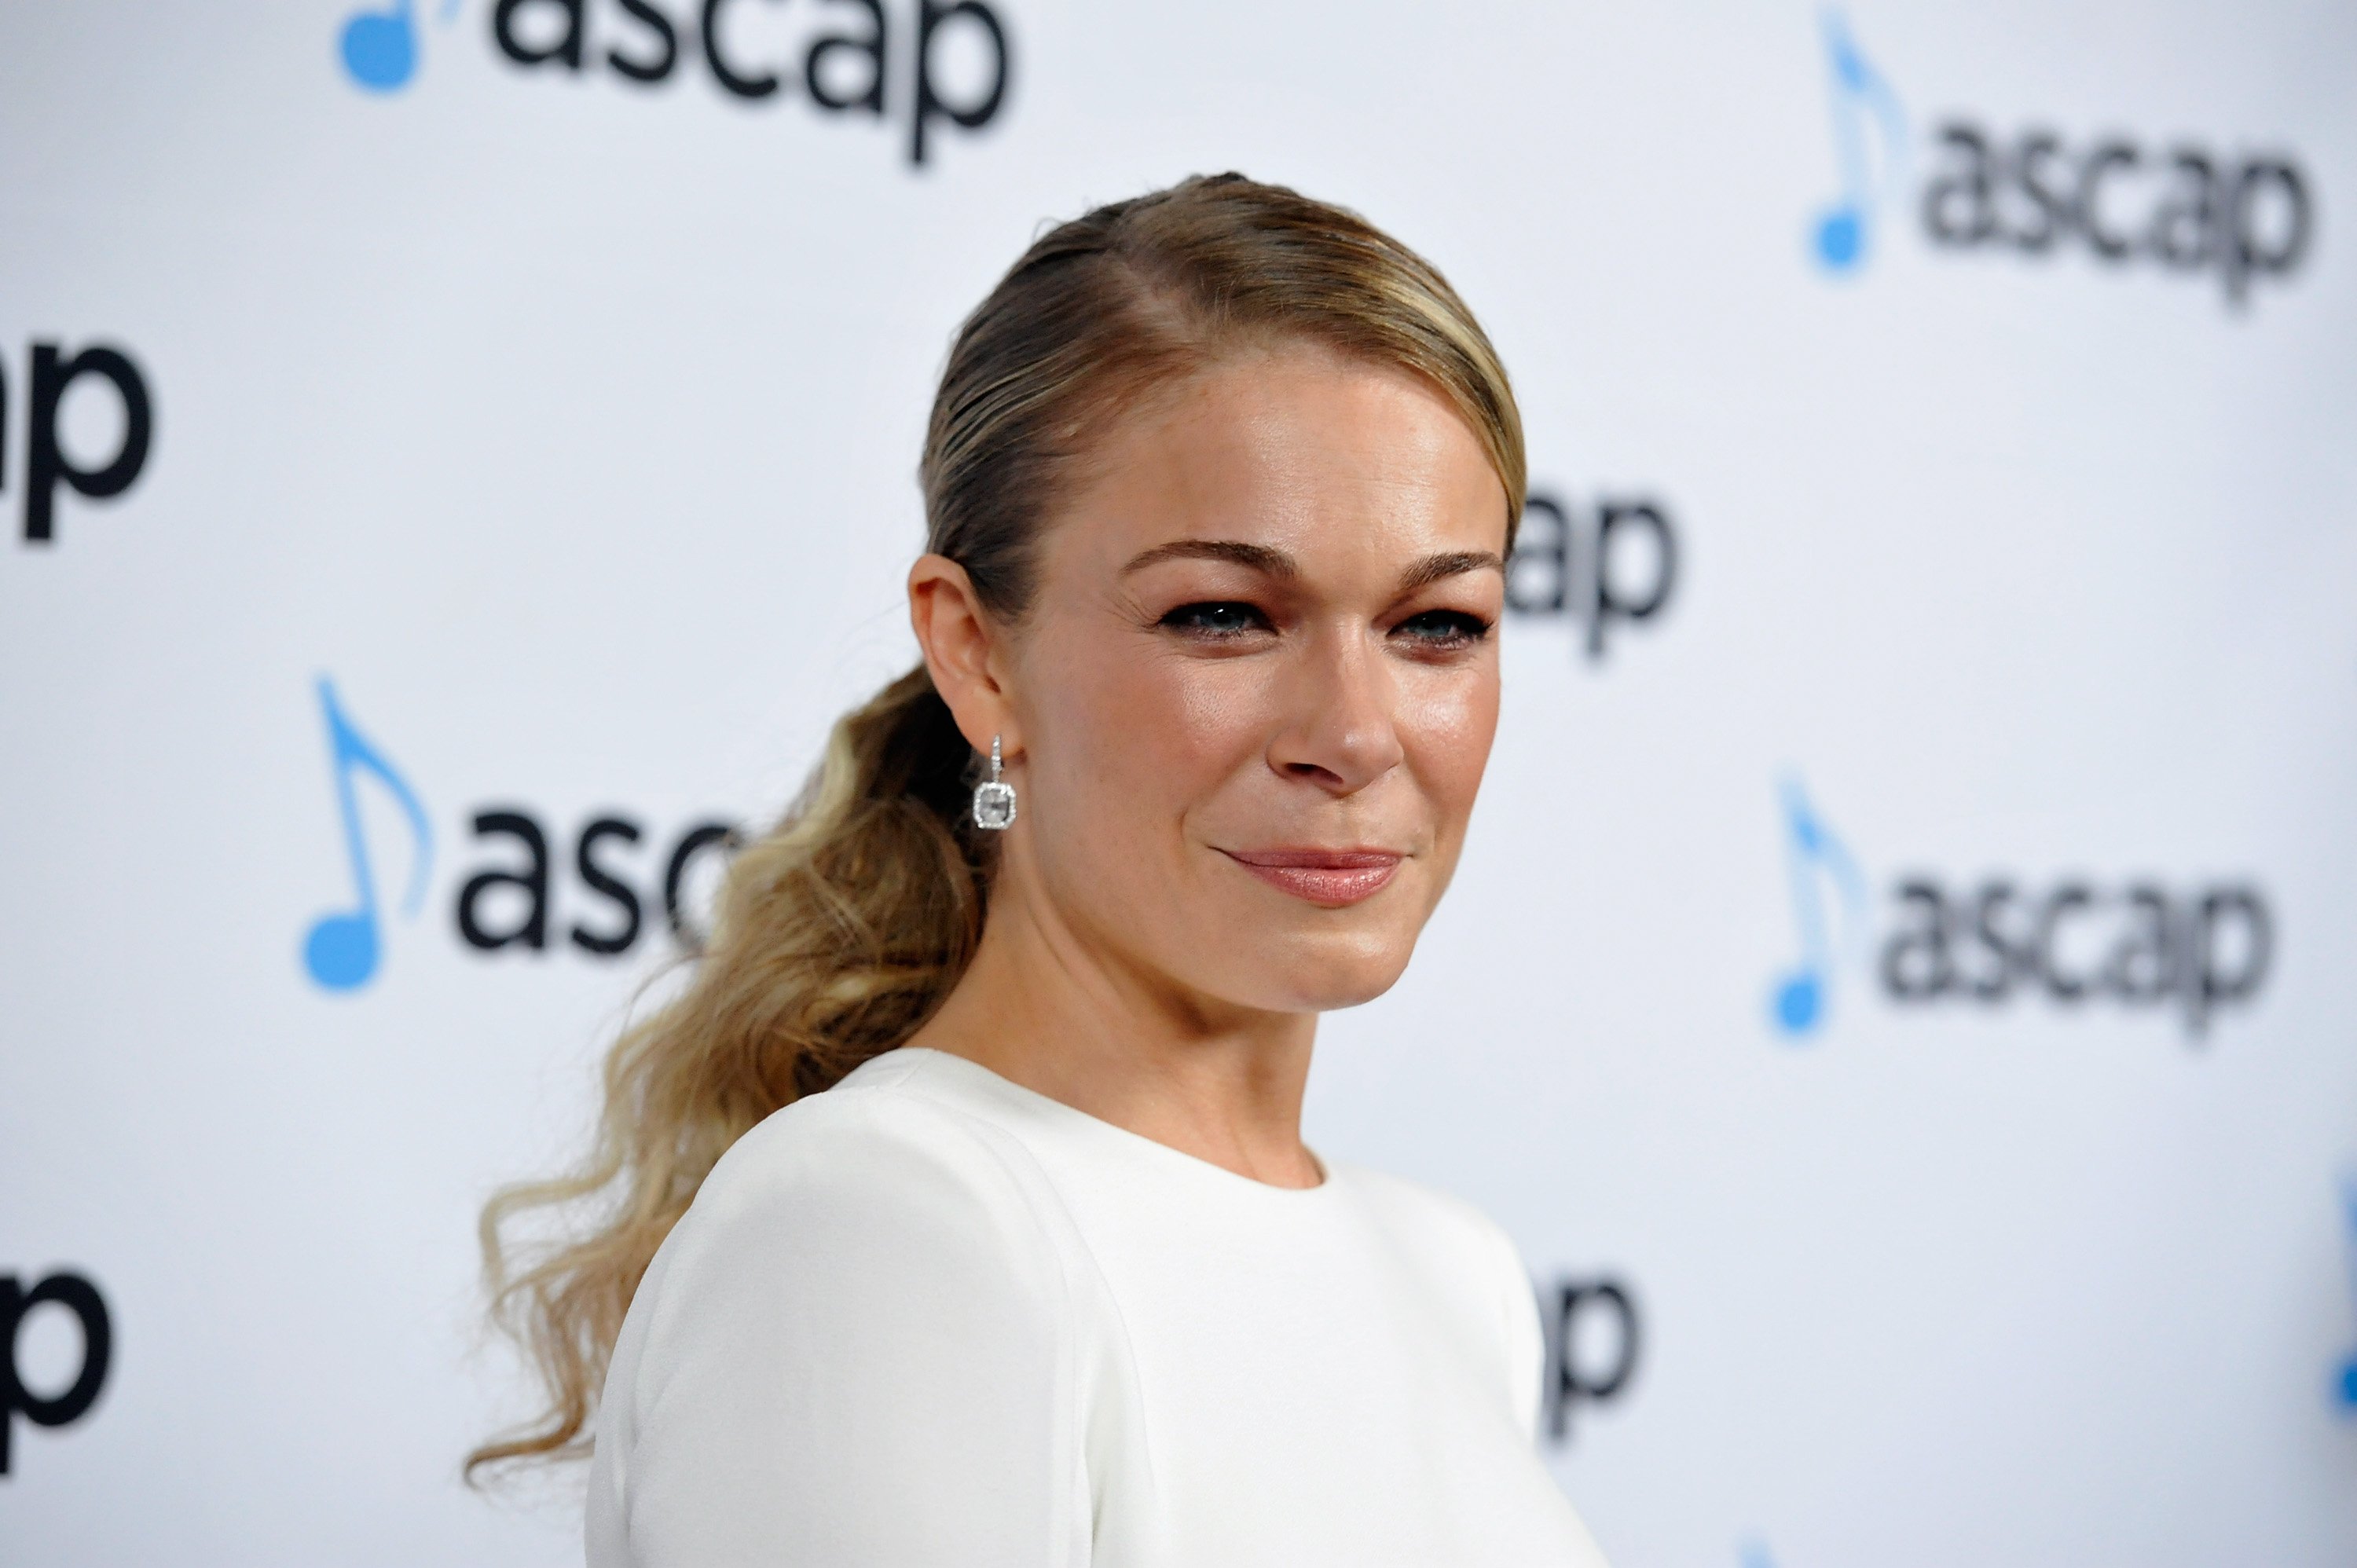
[586,1093,1088,1568]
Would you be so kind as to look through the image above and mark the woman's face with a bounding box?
[958,344,1508,1017]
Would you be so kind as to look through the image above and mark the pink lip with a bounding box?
[1220,848,1403,907]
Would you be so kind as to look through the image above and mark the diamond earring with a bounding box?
[971,735,1017,831]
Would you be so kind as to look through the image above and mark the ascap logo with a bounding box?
[1808,10,2314,306]
[302,677,434,990]
[453,808,739,959]
[338,0,1014,167]
[2,1271,112,1476]
[301,676,739,991]
[1769,778,2274,1042]
[1541,1274,1640,1445]
[1505,489,1680,662]
[5,340,155,546]
[340,0,462,88]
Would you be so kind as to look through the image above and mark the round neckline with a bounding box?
[877,1046,1339,1200]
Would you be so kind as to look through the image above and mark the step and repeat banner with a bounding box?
[4,2,2354,1563]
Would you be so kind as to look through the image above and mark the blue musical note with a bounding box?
[1809,10,1908,273]
[1769,776,1868,1038]
[302,677,432,991]
[339,0,461,92]
[2336,1175,2357,1412]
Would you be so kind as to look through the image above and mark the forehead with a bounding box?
[1045,345,1510,574]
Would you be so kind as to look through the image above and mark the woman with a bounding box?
[475,173,1610,1567]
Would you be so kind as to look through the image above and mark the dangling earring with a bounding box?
[972,735,1017,830]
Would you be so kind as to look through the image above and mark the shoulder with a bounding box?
[592,1061,1102,1563]
[599,1064,1086,1465]
[630,1060,1081,1361]
[1338,1161,1531,1290]
[1334,1162,1544,1432]
[701,1054,1039,1208]
[673,1057,1065,1275]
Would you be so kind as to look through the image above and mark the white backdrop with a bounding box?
[4,3,2355,1564]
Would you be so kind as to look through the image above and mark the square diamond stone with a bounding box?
[972,780,1017,830]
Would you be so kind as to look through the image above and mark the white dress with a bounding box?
[586,1046,1610,1567]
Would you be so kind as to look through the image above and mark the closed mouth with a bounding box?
[1219,848,1403,907]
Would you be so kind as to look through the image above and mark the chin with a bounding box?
[1230,929,1416,1014]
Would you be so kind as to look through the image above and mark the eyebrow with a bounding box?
[1120,540,1505,596]
[1394,550,1505,595]
[1120,540,1299,577]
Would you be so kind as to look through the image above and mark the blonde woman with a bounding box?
[475,174,1611,1567]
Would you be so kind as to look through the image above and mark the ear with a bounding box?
[908,553,1021,760]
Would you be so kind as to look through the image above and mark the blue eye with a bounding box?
[1394,610,1490,648]
[1162,602,1271,636]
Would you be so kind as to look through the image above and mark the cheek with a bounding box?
[1403,664,1500,821]
[1024,626,1273,833]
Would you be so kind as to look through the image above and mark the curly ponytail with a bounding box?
[468,172,1526,1476]
[465,666,987,1471]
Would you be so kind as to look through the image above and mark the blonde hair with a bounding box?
[467,173,1526,1476]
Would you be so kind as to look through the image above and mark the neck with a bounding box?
[906,868,1325,1190]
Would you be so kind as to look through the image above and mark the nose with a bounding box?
[1266,625,1406,797]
